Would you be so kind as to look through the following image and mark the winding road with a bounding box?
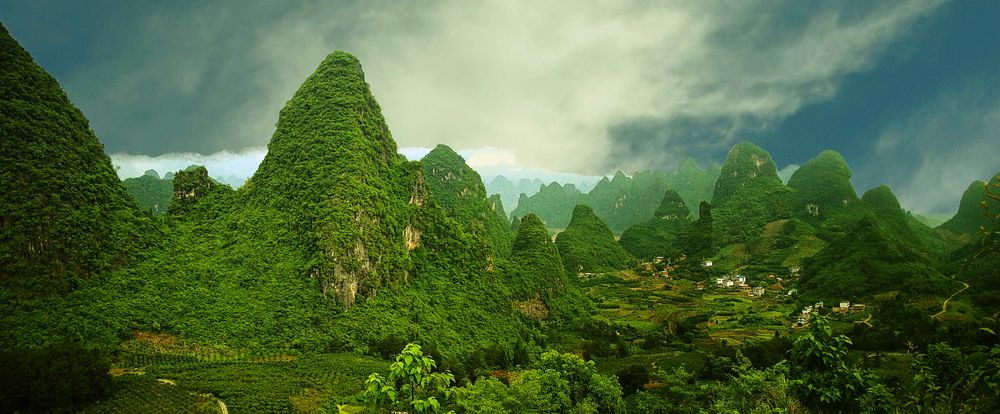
[932,281,970,319]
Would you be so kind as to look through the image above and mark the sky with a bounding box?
[2,0,998,214]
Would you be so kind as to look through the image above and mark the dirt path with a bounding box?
[217,399,228,414]
[857,314,873,327]
[932,281,970,319]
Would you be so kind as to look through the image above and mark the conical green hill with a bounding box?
[555,205,635,273]
[710,141,790,243]
[246,51,412,305]
[800,217,954,301]
[0,23,151,298]
[511,214,567,294]
[787,150,859,220]
[620,190,691,259]
[939,174,1000,239]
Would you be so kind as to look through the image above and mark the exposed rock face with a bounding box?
[0,23,150,297]
[170,166,227,214]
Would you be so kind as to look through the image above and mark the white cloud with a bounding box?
[110,148,267,185]
[458,147,517,169]
[864,79,1000,214]
[66,1,943,176]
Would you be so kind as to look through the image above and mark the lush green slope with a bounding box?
[711,141,791,244]
[421,144,512,256]
[169,165,233,215]
[0,23,154,299]
[245,51,417,306]
[510,214,592,320]
[556,205,635,273]
[619,190,691,259]
[787,149,862,234]
[665,158,720,217]
[122,170,174,215]
[939,173,1000,242]
[799,217,956,301]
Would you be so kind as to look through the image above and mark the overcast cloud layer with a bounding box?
[5,0,999,214]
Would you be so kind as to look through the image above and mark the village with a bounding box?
[628,256,873,330]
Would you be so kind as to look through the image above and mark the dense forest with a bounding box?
[3,20,1000,414]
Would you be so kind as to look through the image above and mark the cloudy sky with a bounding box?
[2,0,998,214]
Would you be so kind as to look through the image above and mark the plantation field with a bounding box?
[83,337,389,414]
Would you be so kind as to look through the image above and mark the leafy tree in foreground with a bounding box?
[790,313,865,412]
[365,343,455,413]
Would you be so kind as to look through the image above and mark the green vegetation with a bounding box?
[0,343,111,413]
[555,205,635,273]
[122,169,174,215]
[511,182,585,229]
[711,141,791,244]
[484,175,545,215]
[799,217,957,301]
[5,25,1000,413]
[940,173,1000,241]
[787,149,862,235]
[169,165,233,215]
[0,23,155,299]
[365,343,455,413]
[512,161,718,234]
[421,144,512,256]
[619,190,691,259]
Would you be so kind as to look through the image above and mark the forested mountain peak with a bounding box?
[710,141,790,243]
[0,23,151,298]
[246,50,412,305]
[800,217,954,301]
[421,144,512,255]
[939,174,1000,239]
[787,149,859,221]
[712,140,784,206]
[654,189,689,219]
[555,205,634,273]
[861,185,905,219]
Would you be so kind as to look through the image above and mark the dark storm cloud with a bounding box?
[6,0,998,215]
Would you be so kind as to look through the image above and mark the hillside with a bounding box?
[511,182,585,228]
[711,141,791,244]
[122,170,174,215]
[619,190,692,259]
[511,162,717,234]
[485,175,545,214]
[799,217,956,301]
[421,144,512,256]
[787,149,861,234]
[555,205,635,273]
[0,24,153,299]
[939,173,1000,242]
[510,214,592,320]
